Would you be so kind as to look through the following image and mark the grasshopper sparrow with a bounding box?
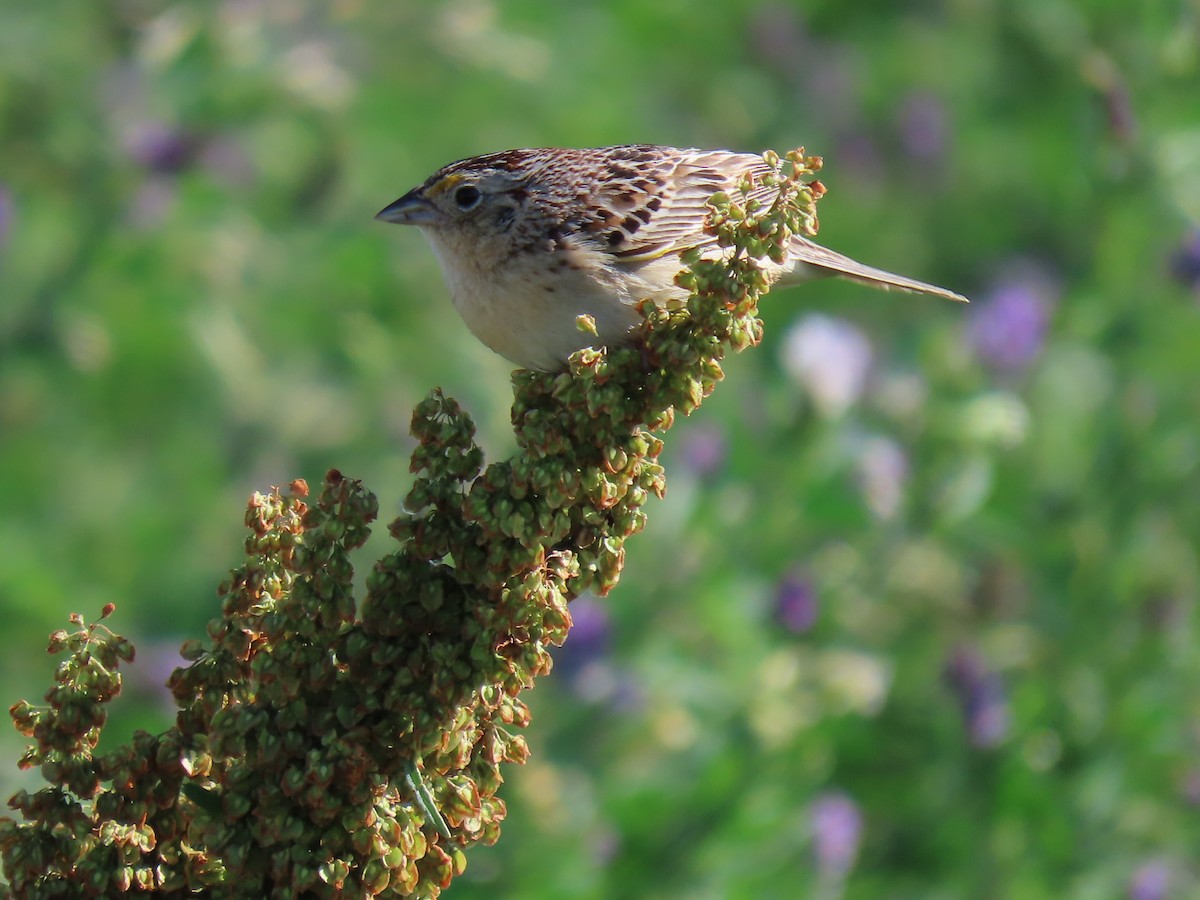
[377,145,966,371]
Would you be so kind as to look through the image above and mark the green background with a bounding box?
[2,1,1198,897]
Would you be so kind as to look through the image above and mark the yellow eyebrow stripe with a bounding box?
[426,173,466,198]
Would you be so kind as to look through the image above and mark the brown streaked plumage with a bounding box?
[377,145,967,371]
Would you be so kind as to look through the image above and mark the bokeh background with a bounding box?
[3,1,1199,897]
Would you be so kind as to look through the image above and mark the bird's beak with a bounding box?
[375,189,438,226]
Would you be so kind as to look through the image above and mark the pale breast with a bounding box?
[424,230,645,371]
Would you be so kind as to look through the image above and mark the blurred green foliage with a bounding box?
[1,0,1198,897]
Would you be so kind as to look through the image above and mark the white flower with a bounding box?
[780,314,873,417]
[855,435,908,521]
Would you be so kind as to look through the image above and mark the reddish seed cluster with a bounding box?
[0,151,824,898]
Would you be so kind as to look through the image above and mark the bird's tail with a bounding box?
[785,236,969,304]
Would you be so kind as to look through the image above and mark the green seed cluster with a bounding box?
[0,150,824,898]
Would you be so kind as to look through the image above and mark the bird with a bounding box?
[377,145,967,372]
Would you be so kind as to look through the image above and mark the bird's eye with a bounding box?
[453,185,482,210]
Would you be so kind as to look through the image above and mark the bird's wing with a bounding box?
[578,148,968,304]
[575,148,772,264]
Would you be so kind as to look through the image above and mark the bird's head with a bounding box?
[376,152,545,267]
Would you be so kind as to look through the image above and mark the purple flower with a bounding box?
[127,639,190,712]
[835,130,884,182]
[1182,768,1200,806]
[776,569,818,633]
[1169,230,1200,293]
[129,178,177,228]
[802,51,861,132]
[200,135,256,189]
[811,792,862,880]
[553,596,611,684]
[555,598,637,708]
[781,314,873,417]
[0,184,11,251]
[898,92,950,165]
[123,122,197,174]
[1129,860,1172,900]
[747,4,808,72]
[966,268,1056,376]
[945,646,1009,748]
[1085,61,1137,144]
[678,422,728,479]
